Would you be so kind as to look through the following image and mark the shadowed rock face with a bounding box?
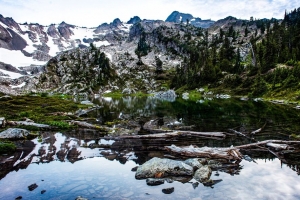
[166,11,194,23]
[0,24,27,50]
[0,14,23,33]
[57,22,75,40]
[127,16,141,24]
[47,24,60,38]
[165,11,215,28]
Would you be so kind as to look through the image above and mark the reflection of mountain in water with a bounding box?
[1,130,300,181]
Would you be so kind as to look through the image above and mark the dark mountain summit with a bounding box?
[127,16,142,24]
[165,11,214,28]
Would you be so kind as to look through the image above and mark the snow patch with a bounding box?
[0,48,46,67]
[104,52,112,61]
[10,82,26,88]
[0,69,24,79]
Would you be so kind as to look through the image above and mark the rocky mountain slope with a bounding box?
[0,11,276,96]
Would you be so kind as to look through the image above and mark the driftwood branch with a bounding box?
[114,131,226,140]
[235,140,300,149]
[165,145,242,160]
[165,140,300,162]
[250,122,267,135]
[70,121,108,131]
[7,120,51,128]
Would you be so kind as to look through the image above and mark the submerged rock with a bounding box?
[146,178,165,186]
[135,157,193,179]
[131,166,138,172]
[28,183,38,191]
[0,128,30,139]
[193,166,212,183]
[162,187,174,194]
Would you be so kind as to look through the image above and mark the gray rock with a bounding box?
[193,166,212,183]
[0,128,30,139]
[146,178,165,186]
[184,158,204,171]
[80,100,93,105]
[207,160,222,169]
[135,157,193,179]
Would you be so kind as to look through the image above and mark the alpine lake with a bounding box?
[1,95,300,200]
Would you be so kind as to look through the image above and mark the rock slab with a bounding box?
[0,128,30,139]
[135,157,193,179]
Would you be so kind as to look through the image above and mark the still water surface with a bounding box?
[0,97,300,199]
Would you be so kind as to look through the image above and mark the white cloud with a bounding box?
[0,0,298,27]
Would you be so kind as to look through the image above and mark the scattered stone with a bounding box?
[135,157,193,179]
[146,178,165,186]
[15,196,22,200]
[131,166,138,172]
[162,187,174,194]
[182,92,189,100]
[80,100,93,105]
[0,128,30,139]
[41,190,46,194]
[193,166,212,183]
[192,182,199,189]
[28,183,38,191]
[202,179,223,187]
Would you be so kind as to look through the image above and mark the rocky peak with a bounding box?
[166,11,195,23]
[127,16,142,24]
[111,18,122,27]
[0,14,23,33]
[47,24,60,38]
[57,21,74,39]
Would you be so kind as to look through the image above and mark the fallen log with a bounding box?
[7,121,51,128]
[165,140,300,161]
[70,121,108,131]
[250,122,267,135]
[235,140,300,149]
[114,131,226,140]
[228,129,254,141]
[165,145,242,160]
[266,142,291,150]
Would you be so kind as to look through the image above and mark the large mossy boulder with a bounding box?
[0,128,30,139]
[135,157,193,179]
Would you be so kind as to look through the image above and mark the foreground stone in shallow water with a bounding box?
[193,166,212,183]
[0,128,30,139]
[135,157,193,179]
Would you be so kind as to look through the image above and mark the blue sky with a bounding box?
[0,0,298,27]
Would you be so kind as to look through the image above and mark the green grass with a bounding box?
[0,141,16,154]
[45,121,72,129]
[0,95,89,127]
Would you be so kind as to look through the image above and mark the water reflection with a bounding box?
[1,97,300,199]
